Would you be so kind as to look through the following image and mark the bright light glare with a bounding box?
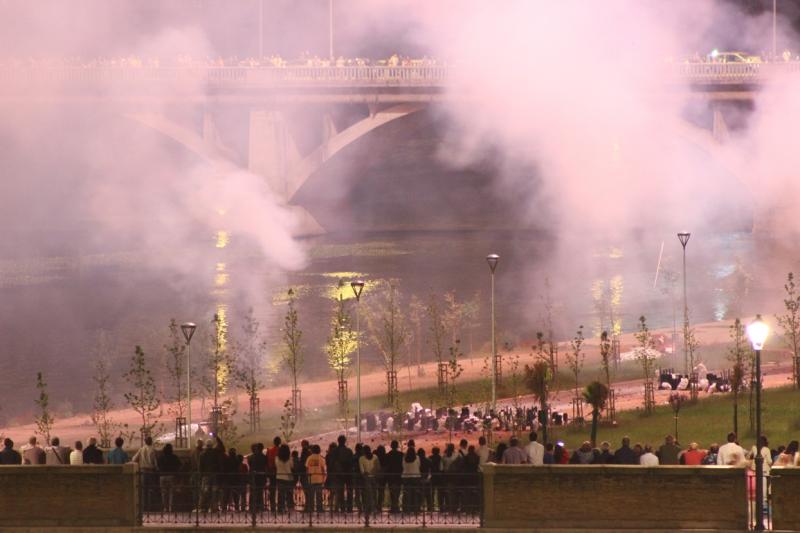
[746,316,769,350]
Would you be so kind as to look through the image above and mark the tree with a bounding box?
[634,316,657,414]
[234,308,267,433]
[599,330,613,389]
[445,339,464,410]
[426,291,448,393]
[668,392,687,442]
[124,346,162,445]
[282,289,304,418]
[280,398,296,443]
[462,292,481,356]
[534,331,559,395]
[524,360,551,444]
[367,283,409,406]
[91,358,118,448]
[326,280,357,413]
[164,319,186,421]
[583,381,609,446]
[507,352,525,436]
[777,272,800,388]
[444,291,464,347]
[408,295,425,376]
[727,318,748,436]
[34,371,54,444]
[565,325,585,401]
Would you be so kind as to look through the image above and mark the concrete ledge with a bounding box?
[771,466,800,531]
[481,464,749,531]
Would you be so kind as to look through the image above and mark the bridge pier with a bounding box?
[248,109,324,236]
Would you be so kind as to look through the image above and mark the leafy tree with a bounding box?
[91,358,119,448]
[777,272,800,388]
[408,294,425,376]
[282,289,304,417]
[164,319,186,420]
[367,283,408,406]
[507,352,525,435]
[524,360,551,444]
[599,330,613,389]
[669,392,687,442]
[234,308,267,432]
[634,316,657,413]
[208,313,233,408]
[727,318,748,435]
[34,371,54,444]
[583,381,609,446]
[280,398,296,443]
[326,280,356,411]
[565,325,585,401]
[124,346,162,445]
[445,339,464,410]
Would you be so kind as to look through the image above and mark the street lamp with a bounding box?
[486,254,499,411]
[351,280,365,444]
[747,314,769,532]
[677,232,691,374]
[180,322,197,449]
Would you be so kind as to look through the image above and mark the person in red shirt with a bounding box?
[267,436,281,511]
[680,442,707,465]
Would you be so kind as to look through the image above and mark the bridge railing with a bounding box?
[3,62,800,89]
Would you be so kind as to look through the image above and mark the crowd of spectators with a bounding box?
[2,428,798,515]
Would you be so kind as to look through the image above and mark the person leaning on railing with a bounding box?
[358,445,380,515]
[304,444,326,514]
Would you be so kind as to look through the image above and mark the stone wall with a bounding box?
[0,464,138,527]
[481,464,748,530]
[770,466,800,531]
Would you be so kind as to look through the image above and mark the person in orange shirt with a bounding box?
[305,444,326,513]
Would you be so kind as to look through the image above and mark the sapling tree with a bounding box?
[634,316,657,414]
[34,371,54,444]
[408,294,425,376]
[367,283,408,406]
[124,346,162,444]
[583,381,609,447]
[445,339,464,411]
[727,318,748,436]
[91,358,118,448]
[565,325,585,401]
[164,319,186,421]
[282,290,304,418]
[326,280,356,412]
[234,308,267,433]
[599,330,613,389]
[524,360,551,444]
[426,291,448,393]
[777,272,800,388]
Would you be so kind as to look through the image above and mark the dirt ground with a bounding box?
[2,315,792,448]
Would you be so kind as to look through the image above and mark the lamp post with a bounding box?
[747,315,769,532]
[351,280,365,444]
[180,322,197,449]
[486,254,499,411]
[677,232,691,374]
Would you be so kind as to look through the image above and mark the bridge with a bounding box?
[3,63,795,235]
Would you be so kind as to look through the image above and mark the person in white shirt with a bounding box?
[640,445,659,466]
[750,436,773,474]
[477,436,492,465]
[717,432,746,466]
[70,441,84,465]
[525,431,545,465]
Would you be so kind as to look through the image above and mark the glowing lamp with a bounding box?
[747,315,769,351]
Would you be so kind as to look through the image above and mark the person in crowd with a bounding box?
[525,431,545,465]
[133,436,159,510]
[191,438,205,472]
[45,437,71,465]
[332,434,354,512]
[352,443,363,513]
[774,440,799,467]
[429,446,444,511]
[594,441,614,464]
[0,438,22,464]
[266,436,281,511]
[418,447,433,511]
[462,445,481,513]
[297,440,311,512]
[305,444,326,514]
[70,441,84,465]
[157,443,181,512]
[21,436,45,465]
[359,444,380,515]
[657,435,681,465]
[702,444,720,465]
[248,443,267,512]
[458,438,469,458]
[640,445,659,466]
[275,444,294,512]
[718,433,745,465]
[401,445,421,513]
[543,443,555,464]
[493,442,508,463]
[83,437,104,464]
[385,440,404,513]
[477,436,492,465]
[614,437,638,464]
[107,437,128,465]
[324,442,337,510]
[570,441,598,464]
[680,442,706,465]
[375,444,388,510]
[553,443,570,464]
[502,436,527,464]
[750,436,773,472]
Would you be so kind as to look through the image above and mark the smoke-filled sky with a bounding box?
[2,0,800,419]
